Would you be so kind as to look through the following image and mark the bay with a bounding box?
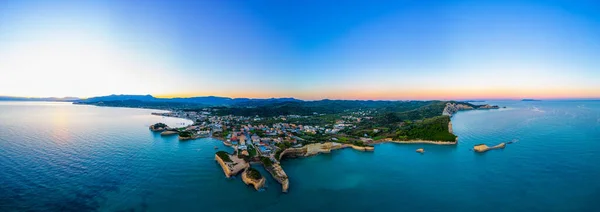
[1,101,599,211]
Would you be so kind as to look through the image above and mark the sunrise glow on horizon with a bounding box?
[1,0,599,100]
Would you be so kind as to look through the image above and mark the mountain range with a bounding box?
[74,94,301,106]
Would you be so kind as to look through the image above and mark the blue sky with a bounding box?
[0,0,599,99]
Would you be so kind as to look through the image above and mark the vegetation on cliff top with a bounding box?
[213,100,446,117]
[350,115,456,142]
[152,123,168,128]
[178,131,194,138]
[247,145,258,158]
[274,141,294,159]
[216,151,232,162]
[244,101,462,144]
[403,116,456,141]
[260,156,273,167]
[275,149,284,160]
[246,167,262,180]
[168,100,490,144]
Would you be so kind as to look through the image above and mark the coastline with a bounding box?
[215,154,234,178]
[215,153,248,178]
[378,140,457,145]
[279,142,374,160]
[148,101,500,194]
[265,163,289,193]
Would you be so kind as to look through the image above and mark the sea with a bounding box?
[0,100,599,211]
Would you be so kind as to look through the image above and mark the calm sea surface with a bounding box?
[1,101,599,211]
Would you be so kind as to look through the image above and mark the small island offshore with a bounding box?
[82,97,500,192]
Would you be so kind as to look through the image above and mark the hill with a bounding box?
[74,94,300,108]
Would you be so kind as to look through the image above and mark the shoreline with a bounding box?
[278,142,374,161]
[241,168,266,191]
[153,101,500,194]
[376,140,457,145]
[215,153,248,178]
[265,163,289,193]
[150,112,196,124]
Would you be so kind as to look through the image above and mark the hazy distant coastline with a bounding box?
[0,96,80,102]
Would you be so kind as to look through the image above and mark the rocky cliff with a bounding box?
[478,104,499,109]
[275,142,375,193]
[149,124,166,132]
[389,140,457,145]
[350,145,374,151]
[279,142,373,160]
[215,154,248,178]
[242,169,266,191]
[278,147,307,160]
[443,102,500,116]
[268,163,289,193]
[442,103,474,116]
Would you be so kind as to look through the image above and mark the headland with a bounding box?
[145,100,501,192]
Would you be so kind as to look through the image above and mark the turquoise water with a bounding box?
[1,101,599,211]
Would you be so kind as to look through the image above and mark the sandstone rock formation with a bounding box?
[442,103,474,116]
[351,145,374,151]
[268,163,289,193]
[215,153,248,178]
[149,123,167,132]
[443,102,500,116]
[473,142,506,153]
[242,168,266,191]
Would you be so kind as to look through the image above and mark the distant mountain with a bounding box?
[521,99,541,101]
[167,96,233,105]
[75,94,301,106]
[0,96,80,102]
[229,98,302,107]
[77,94,157,103]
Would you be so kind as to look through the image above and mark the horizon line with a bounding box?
[2,94,600,102]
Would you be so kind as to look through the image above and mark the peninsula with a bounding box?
[144,99,500,192]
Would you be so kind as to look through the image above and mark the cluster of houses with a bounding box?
[221,121,356,159]
[227,132,277,156]
[155,109,376,159]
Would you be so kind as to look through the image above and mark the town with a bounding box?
[149,108,378,192]
[147,101,498,192]
[150,108,374,163]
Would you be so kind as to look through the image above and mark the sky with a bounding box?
[0,0,599,100]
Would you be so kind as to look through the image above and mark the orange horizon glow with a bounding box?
[153,87,600,101]
[6,86,599,101]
